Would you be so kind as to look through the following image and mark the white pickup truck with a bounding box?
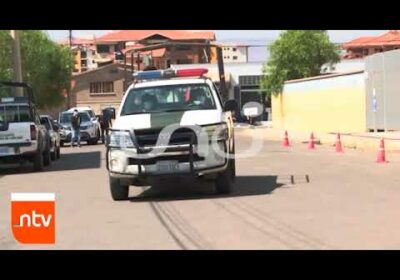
[0,81,52,171]
[106,68,238,201]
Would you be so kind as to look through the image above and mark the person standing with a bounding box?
[101,108,112,144]
[70,109,81,147]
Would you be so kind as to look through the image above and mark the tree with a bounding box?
[261,30,340,96]
[0,30,74,108]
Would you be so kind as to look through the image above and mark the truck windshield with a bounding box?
[0,105,31,123]
[121,83,216,116]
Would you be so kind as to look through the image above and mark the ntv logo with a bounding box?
[11,193,55,244]
[15,210,52,228]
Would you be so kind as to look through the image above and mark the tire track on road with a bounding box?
[149,202,188,250]
[161,203,214,249]
[150,202,213,250]
[213,200,301,249]
[228,199,334,249]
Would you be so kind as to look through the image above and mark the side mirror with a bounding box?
[223,99,239,112]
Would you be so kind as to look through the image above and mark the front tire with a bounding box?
[51,146,56,161]
[215,159,234,194]
[109,177,129,201]
[32,150,44,172]
[56,146,61,159]
[43,148,51,166]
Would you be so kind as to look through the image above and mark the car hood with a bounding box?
[113,110,223,130]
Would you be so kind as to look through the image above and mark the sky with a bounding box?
[46,30,387,62]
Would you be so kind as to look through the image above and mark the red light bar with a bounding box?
[176,68,208,77]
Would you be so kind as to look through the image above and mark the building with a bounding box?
[95,30,216,69]
[342,30,400,59]
[272,48,400,133]
[210,42,249,63]
[272,71,366,133]
[59,37,113,73]
[70,63,132,114]
[71,45,98,73]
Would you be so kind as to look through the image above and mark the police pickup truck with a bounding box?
[0,81,52,171]
[106,68,238,201]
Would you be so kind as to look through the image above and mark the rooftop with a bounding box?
[97,30,216,43]
[343,30,400,48]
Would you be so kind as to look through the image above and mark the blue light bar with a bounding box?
[133,70,163,80]
[133,68,208,81]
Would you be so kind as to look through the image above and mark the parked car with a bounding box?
[67,106,101,138]
[40,115,61,160]
[58,110,99,145]
[0,81,52,171]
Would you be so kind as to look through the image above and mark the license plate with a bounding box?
[156,160,179,173]
[0,147,13,155]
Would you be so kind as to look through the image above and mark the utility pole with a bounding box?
[10,30,23,96]
[67,30,73,109]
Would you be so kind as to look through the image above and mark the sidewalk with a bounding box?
[236,124,400,152]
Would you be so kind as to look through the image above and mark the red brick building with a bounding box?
[95,30,216,69]
[342,30,400,59]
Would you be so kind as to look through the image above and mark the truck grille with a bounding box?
[134,127,198,147]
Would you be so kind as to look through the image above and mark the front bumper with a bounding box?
[107,141,228,178]
[61,130,95,142]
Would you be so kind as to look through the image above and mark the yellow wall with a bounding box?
[272,74,367,133]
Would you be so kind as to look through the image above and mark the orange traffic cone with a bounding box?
[335,133,344,153]
[282,131,290,147]
[376,138,387,163]
[308,132,315,150]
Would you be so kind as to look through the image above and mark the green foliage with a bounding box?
[261,30,340,96]
[0,30,74,108]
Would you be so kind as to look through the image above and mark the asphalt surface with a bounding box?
[1,129,400,249]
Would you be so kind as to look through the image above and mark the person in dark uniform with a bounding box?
[100,108,112,144]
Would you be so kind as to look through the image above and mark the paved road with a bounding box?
[1,129,400,249]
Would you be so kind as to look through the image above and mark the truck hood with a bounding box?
[113,110,223,130]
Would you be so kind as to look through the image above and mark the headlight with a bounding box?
[203,123,229,141]
[108,130,135,148]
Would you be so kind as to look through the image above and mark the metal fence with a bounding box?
[365,49,400,131]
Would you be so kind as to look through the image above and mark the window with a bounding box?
[90,82,102,93]
[102,82,114,93]
[176,45,191,51]
[121,84,216,115]
[232,48,237,52]
[59,112,91,124]
[176,59,192,64]
[233,56,238,60]
[0,105,32,123]
[97,44,110,53]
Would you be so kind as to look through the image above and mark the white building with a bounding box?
[215,42,249,63]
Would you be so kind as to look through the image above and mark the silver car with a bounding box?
[58,111,100,146]
[40,115,61,160]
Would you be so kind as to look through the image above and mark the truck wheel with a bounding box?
[51,147,56,161]
[56,146,61,159]
[215,160,234,194]
[43,148,51,166]
[109,177,129,201]
[33,150,44,172]
[231,140,236,181]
